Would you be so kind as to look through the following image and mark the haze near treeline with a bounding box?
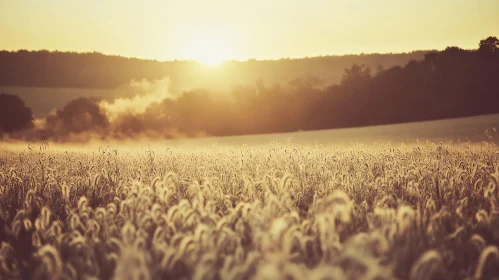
[1,37,498,142]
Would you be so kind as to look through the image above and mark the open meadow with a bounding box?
[1,133,499,279]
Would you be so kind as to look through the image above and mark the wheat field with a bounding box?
[1,141,499,280]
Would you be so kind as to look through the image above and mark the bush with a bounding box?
[0,92,34,132]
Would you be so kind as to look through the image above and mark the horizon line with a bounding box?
[0,47,453,64]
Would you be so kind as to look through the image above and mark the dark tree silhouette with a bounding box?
[341,64,372,93]
[0,93,33,132]
[479,36,499,54]
[44,97,109,134]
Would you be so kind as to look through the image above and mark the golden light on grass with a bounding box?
[2,141,499,279]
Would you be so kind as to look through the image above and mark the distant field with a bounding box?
[165,113,499,147]
[2,113,496,150]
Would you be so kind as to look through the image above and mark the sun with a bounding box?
[184,33,233,66]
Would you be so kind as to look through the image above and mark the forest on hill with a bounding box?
[0,50,428,91]
[0,37,498,142]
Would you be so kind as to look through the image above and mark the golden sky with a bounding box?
[1,0,498,63]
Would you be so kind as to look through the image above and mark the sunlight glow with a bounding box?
[184,32,233,66]
[1,1,498,60]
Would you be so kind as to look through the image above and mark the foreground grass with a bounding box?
[1,141,499,280]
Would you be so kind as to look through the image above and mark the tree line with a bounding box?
[1,37,498,141]
[0,50,427,91]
